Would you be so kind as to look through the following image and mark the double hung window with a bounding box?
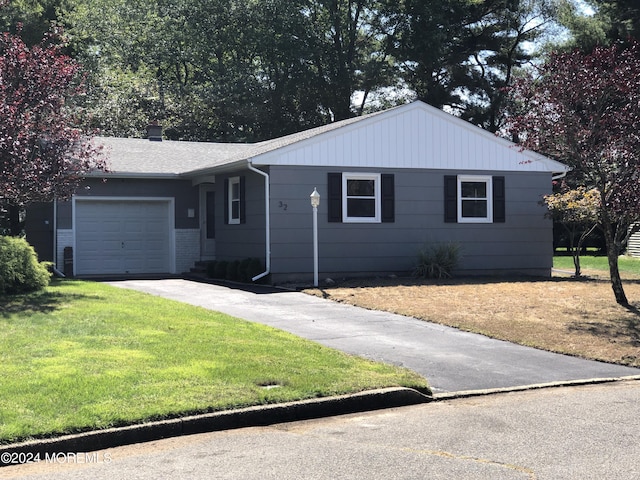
[228,176,241,224]
[458,175,492,223]
[444,175,505,224]
[343,173,381,223]
[224,176,245,225]
[328,172,394,223]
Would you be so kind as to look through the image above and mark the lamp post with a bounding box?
[310,188,320,287]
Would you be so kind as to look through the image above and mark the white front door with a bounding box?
[200,185,216,259]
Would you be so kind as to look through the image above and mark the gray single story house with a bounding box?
[26,101,569,283]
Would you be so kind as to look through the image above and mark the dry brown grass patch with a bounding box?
[303,275,640,367]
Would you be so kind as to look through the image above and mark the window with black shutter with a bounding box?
[444,175,505,224]
[328,172,394,223]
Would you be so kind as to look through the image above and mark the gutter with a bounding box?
[247,162,271,282]
[52,199,64,276]
[552,170,570,181]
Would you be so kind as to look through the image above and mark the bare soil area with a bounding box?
[303,270,640,367]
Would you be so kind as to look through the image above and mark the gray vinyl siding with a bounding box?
[214,170,267,262]
[57,178,199,230]
[267,166,553,282]
[24,202,55,262]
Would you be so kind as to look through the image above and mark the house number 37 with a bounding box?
[278,201,288,211]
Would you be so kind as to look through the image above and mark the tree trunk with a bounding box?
[565,227,581,277]
[602,221,628,306]
[573,223,599,277]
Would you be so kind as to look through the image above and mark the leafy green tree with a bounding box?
[63,0,195,138]
[64,0,403,140]
[65,0,314,140]
[60,0,564,141]
[553,0,609,52]
[591,0,640,42]
[544,186,600,277]
[555,0,640,52]
[0,0,65,46]
[249,1,331,137]
[393,0,560,132]
[303,0,400,121]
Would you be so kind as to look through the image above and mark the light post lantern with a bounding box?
[310,188,320,287]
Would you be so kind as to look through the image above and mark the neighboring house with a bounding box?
[26,101,570,283]
[628,225,640,258]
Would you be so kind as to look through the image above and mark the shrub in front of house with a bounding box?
[226,260,240,280]
[239,258,252,282]
[206,261,218,278]
[213,260,228,279]
[247,258,264,281]
[413,242,461,279]
[0,236,51,295]
[206,258,265,283]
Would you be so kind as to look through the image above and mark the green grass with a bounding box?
[554,254,640,277]
[0,280,429,444]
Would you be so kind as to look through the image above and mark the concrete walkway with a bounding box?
[108,279,640,394]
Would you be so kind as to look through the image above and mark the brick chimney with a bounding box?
[146,121,163,141]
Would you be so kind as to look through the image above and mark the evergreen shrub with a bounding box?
[0,236,51,295]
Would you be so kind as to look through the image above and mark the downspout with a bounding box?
[51,199,66,277]
[247,162,271,281]
[53,198,57,269]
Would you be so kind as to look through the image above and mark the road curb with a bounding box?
[432,375,640,401]
[0,387,431,464]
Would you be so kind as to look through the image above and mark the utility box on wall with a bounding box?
[63,247,73,277]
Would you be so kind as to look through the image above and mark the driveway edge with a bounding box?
[0,387,431,464]
[432,375,640,401]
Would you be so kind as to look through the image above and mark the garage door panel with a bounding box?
[102,259,124,273]
[75,200,171,275]
[146,224,166,235]
[122,222,144,234]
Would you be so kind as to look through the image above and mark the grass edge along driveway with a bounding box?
[0,280,429,444]
[303,255,640,368]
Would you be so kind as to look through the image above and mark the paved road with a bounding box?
[106,279,640,394]
[5,381,640,479]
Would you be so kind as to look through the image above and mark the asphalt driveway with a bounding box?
[108,279,640,394]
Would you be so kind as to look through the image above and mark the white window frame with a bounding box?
[457,175,493,223]
[342,173,381,223]
[228,176,241,225]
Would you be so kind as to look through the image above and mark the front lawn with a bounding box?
[0,280,428,444]
[304,257,640,368]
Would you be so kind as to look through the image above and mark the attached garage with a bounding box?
[74,198,174,275]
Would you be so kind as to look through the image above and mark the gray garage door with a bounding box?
[75,200,171,275]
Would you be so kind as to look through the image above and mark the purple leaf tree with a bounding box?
[506,41,640,306]
[0,26,107,235]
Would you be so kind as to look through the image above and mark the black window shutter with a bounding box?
[493,176,505,223]
[327,172,342,222]
[444,175,457,223]
[224,178,229,224]
[381,174,395,223]
[239,176,246,224]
